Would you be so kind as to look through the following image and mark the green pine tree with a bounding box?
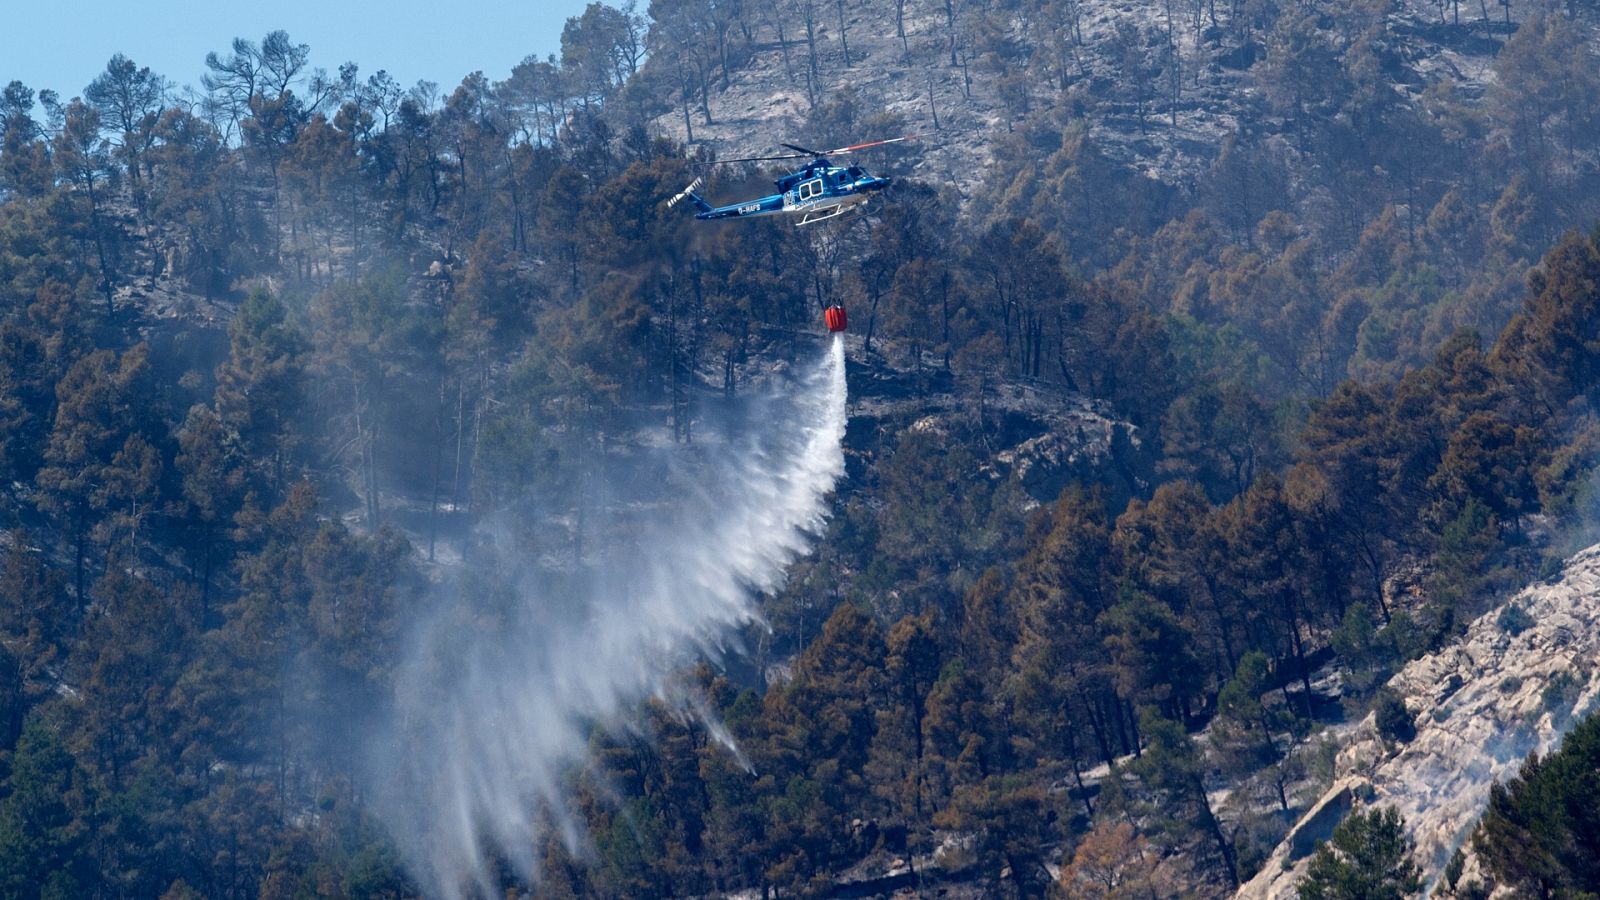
[1298,806,1421,900]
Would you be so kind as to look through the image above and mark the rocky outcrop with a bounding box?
[645,0,1532,191]
[1237,545,1600,899]
[1284,784,1354,863]
[839,339,1126,503]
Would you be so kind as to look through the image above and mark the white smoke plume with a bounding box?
[367,336,848,899]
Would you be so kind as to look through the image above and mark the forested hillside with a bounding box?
[4,0,1600,897]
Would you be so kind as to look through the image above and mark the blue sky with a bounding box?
[4,0,599,100]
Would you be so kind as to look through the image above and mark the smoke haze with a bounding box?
[366,336,848,899]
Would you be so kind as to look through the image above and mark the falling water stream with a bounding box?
[367,336,848,899]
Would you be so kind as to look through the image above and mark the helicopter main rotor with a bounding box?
[782,135,918,158]
[702,134,919,167]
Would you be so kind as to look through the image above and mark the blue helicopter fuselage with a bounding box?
[688,160,891,224]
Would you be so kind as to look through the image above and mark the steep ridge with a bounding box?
[1238,545,1600,898]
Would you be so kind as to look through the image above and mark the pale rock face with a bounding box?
[646,0,1519,195]
[1237,546,1600,900]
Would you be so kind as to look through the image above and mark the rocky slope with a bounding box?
[1238,544,1600,898]
[644,0,1539,194]
[837,332,1127,500]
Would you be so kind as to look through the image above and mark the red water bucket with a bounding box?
[824,305,848,333]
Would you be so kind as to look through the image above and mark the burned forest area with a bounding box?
[5,0,1600,897]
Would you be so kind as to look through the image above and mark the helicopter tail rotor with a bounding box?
[665,177,708,211]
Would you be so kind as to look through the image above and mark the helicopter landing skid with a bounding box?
[796,198,869,226]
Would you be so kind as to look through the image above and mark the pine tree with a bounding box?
[1472,711,1600,896]
[1124,710,1238,887]
[0,715,96,898]
[1299,806,1421,900]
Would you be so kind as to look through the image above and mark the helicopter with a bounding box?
[665,136,916,228]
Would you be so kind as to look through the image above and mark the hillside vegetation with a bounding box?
[3,0,1600,896]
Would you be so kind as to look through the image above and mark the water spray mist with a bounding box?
[367,336,847,898]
